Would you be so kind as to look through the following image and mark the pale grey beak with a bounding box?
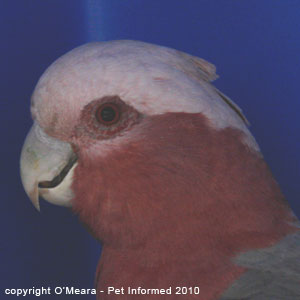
[20,122,77,211]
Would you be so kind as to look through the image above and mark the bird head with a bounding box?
[22,40,290,248]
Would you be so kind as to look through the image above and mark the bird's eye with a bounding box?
[79,96,140,140]
[95,103,120,125]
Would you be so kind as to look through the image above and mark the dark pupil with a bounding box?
[101,106,116,122]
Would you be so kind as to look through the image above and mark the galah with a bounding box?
[20,40,300,299]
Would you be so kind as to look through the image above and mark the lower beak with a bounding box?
[20,122,77,211]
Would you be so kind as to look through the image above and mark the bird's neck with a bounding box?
[72,113,298,299]
[95,237,245,300]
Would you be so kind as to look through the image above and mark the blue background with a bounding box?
[1,1,299,299]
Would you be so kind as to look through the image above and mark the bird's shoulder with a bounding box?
[220,230,300,300]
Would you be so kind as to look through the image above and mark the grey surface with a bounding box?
[220,231,300,299]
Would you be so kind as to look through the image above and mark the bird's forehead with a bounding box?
[30,40,257,150]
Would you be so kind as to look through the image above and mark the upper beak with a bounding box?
[20,122,77,211]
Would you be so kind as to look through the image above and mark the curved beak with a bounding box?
[20,123,77,211]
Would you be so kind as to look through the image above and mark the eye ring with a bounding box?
[95,102,121,125]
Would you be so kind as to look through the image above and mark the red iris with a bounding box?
[96,103,120,125]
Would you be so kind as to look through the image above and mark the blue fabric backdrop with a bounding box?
[1,1,299,299]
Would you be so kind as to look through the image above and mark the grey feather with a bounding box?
[220,231,300,300]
